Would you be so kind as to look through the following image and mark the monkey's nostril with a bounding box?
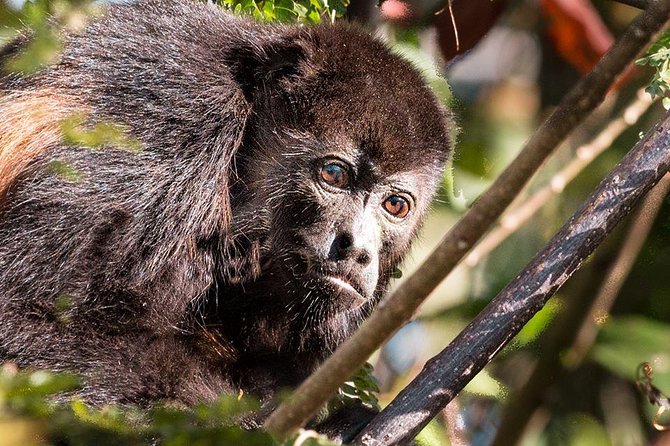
[331,232,372,266]
[356,251,371,266]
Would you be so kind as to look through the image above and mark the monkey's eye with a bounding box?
[383,195,411,219]
[320,162,350,189]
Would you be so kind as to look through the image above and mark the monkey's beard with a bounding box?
[208,253,386,364]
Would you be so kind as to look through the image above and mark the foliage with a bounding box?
[1,0,97,74]
[214,0,349,24]
[592,316,670,391]
[0,363,376,445]
[329,363,381,412]
[60,114,142,152]
[0,366,280,446]
[636,31,670,109]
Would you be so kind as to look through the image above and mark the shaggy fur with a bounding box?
[0,0,451,430]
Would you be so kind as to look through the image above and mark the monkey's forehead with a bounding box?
[285,25,453,171]
[301,89,451,175]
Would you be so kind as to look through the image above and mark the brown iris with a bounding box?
[320,162,349,189]
[383,195,410,218]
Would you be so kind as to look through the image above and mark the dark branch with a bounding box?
[263,1,670,437]
[354,112,670,445]
[611,0,649,9]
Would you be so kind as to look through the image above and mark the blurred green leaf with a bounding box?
[547,413,611,446]
[415,419,451,446]
[463,368,506,399]
[49,160,82,183]
[61,114,142,152]
[592,316,670,391]
[282,430,337,446]
[0,367,278,445]
[514,298,562,347]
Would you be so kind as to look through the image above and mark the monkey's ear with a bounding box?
[227,37,308,102]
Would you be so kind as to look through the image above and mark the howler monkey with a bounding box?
[0,0,451,433]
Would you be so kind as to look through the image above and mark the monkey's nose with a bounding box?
[331,232,373,266]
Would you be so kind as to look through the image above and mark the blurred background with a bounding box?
[1,0,670,445]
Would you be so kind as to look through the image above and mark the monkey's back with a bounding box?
[0,0,268,405]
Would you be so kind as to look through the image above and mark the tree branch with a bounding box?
[263,1,670,438]
[354,109,670,445]
[567,172,670,365]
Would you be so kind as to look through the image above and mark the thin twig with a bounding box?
[447,0,459,51]
[355,107,670,445]
[465,89,655,267]
[263,2,670,438]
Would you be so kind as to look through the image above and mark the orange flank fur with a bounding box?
[0,89,84,204]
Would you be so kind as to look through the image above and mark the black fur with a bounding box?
[0,0,450,427]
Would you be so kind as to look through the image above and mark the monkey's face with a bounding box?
[267,140,427,315]
[232,120,443,332]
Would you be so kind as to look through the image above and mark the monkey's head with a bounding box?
[214,23,451,358]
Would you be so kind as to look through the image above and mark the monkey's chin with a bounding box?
[321,275,367,311]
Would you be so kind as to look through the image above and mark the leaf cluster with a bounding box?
[636,31,670,109]
[1,0,97,75]
[329,363,381,412]
[0,365,375,445]
[0,366,271,446]
[214,0,349,24]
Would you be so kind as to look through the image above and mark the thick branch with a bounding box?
[263,1,670,437]
[354,111,670,445]
[568,173,670,364]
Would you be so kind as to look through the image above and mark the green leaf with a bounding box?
[328,363,381,412]
[637,31,670,103]
[60,114,141,152]
[547,413,611,446]
[592,316,670,391]
[216,0,349,24]
[513,297,561,346]
[49,160,82,183]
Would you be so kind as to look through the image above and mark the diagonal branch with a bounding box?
[567,172,670,365]
[263,2,670,437]
[354,109,670,445]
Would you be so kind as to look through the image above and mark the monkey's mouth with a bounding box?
[316,273,367,309]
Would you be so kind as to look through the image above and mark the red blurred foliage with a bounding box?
[540,0,614,74]
[379,0,635,88]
